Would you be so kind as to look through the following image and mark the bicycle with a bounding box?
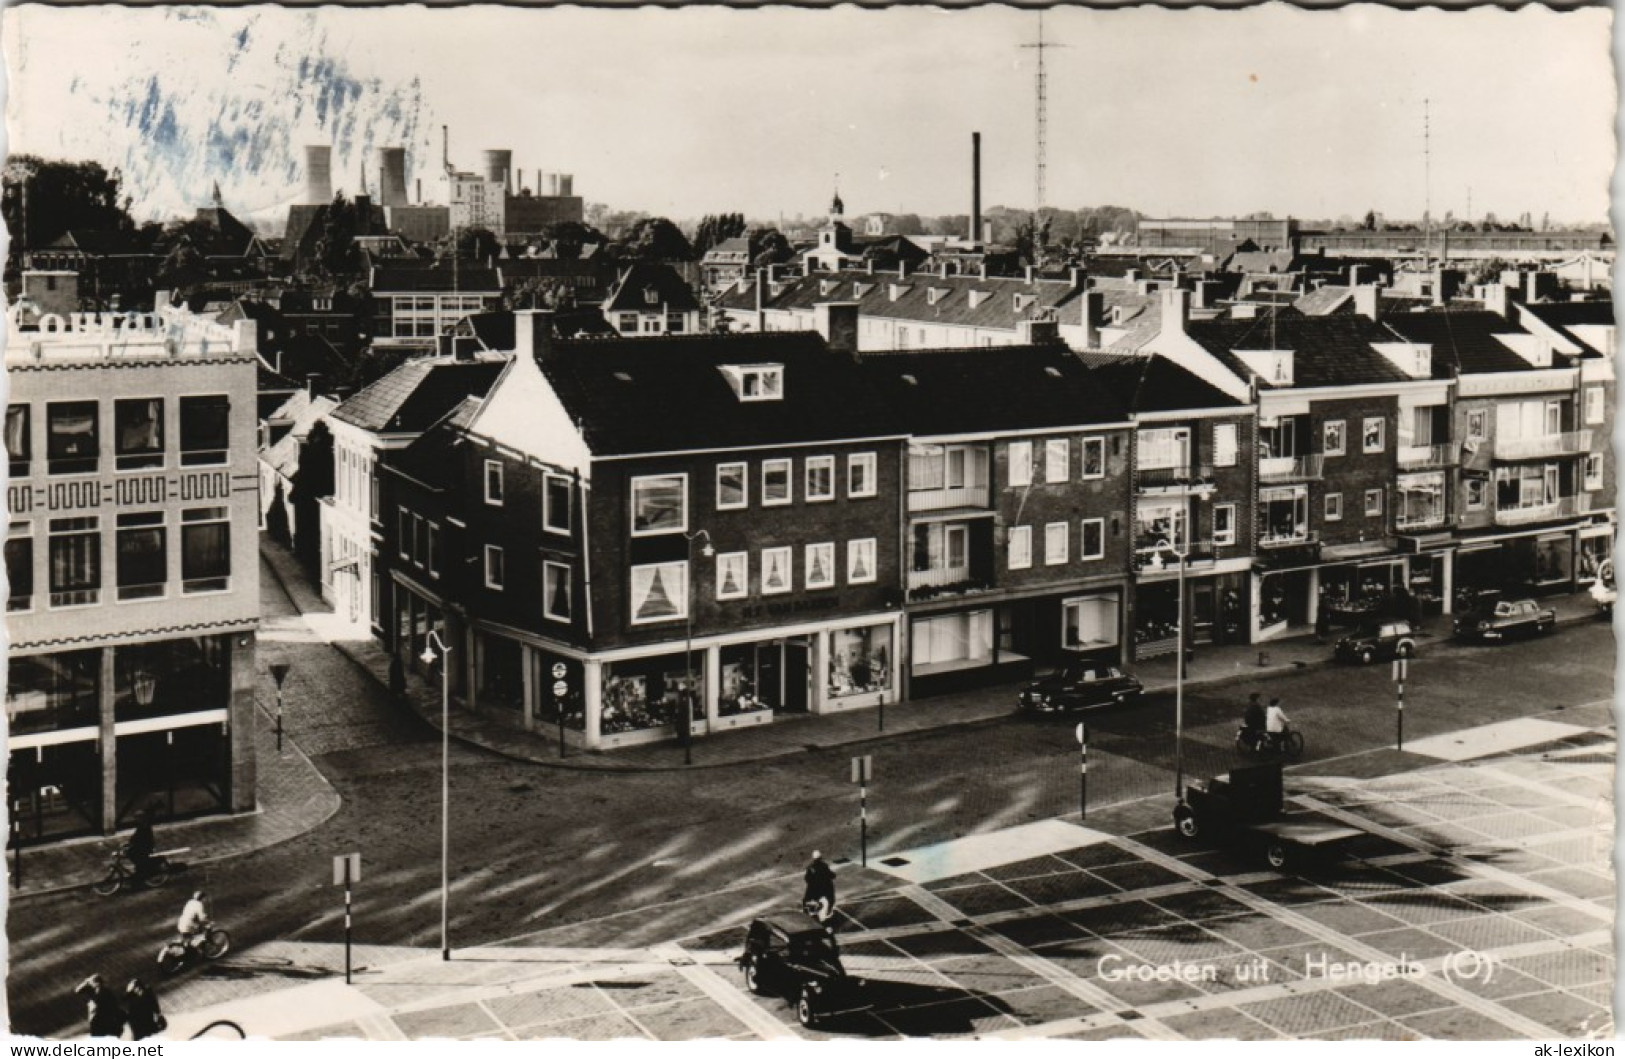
[157,925,232,975]
[1235,725,1305,761]
[91,844,185,896]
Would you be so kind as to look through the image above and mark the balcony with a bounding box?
[1493,495,1590,527]
[1259,454,1324,483]
[1493,430,1593,461]
[1259,529,1320,550]
[1396,443,1459,470]
[1395,512,1451,531]
[907,484,991,514]
[907,564,974,591]
[1136,464,1215,494]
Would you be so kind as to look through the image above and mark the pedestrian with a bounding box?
[1314,599,1332,643]
[803,850,836,924]
[124,979,166,1040]
[76,975,126,1039]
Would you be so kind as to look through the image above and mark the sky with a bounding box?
[2,4,1615,227]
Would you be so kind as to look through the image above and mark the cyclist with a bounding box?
[126,810,156,882]
[1265,697,1291,751]
[1240,693,1266,749]
[177,890,212,950]
[802,851,836,925]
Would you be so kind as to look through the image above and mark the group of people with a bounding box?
[1241,692,1292,749]
[75,975,164,1040]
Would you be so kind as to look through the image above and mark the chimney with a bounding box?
[305,373,324,397]
[815,302,860,356]
[442,125,450,172]
[416,178,422,204]
[1125,269,1140,285]
[970,131,982,245]
[1081,291,1105,350]
[1160,287,1191,335]
[1353,284,1381,321]
[865,258,875,275]
[1193,279,1223,310]
[898,261,909,279]
[754,268,767,331]
[1346,263,1365,287]
[1483,282,1511,318]
[513,309,555,361]
[1025,265,1036,284]
[1069,266,1086,290]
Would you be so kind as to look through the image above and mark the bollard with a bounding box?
[1257,650,1270,667]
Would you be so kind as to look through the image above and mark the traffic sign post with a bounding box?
[1392,657,1409,752]
[332,853,361,984]
[850,755,872,867]
[552,663,570,760]
[1076,722,1089,821]
[269,663,292,753]
[877,691,885,733]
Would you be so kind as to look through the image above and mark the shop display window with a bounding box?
[829,625,892,698]
[600,656,702,734]
[7,649,100,736]
[113,636,230,722]
[720,644,776,716]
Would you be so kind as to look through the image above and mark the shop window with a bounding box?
[7,524,34,612]
[805,456,836,502]
[1466,477,1487,510]
[829,625,892,698]
[544,475,572,534]
[805,542,836,589]
[1045,439,1069,483]
[1063,595,1119,651]
[1008,441,1033,488]
[762,459,792,506]
[1362,417,1385,454]
[630,560,687,622]
[477,633,528,709]
[847,453,877,498]
[716,462,748,510]
[912,610,993,672]
[601,655,702,733]
[1213,504,1236,545]
[114,398,164,470]
[761,547,791,594]
[1325,492,1343,521]
[716,551,749,599]
[115,512,167,601]
[719,645,775,717]
[181,507,230,594]
[1045,522,1069,565]
[47,401,98,476]
[847,538,876,584]
[1008,525,1032,570]
[543,560,571,621]
[484,545,506,590]
[1081,519,1105,560]
[7,649,100,736]
[1213,423,1238,468]
[48,516,100,607]
[179,396,230,466]
[113,636,229,722]
[1585,453,1604,491]
[1365,489,1384,517]
[7,404,30,477]
[1081,437,1106,479]
[484,460,504,506]
[631,474,687,535]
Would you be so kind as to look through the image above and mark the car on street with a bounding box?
[1017,659,1144,714]
[1589,559,1615,617]
[1334,619,1418,664]
[1453,598,1556,642]
[737,913,867,1028]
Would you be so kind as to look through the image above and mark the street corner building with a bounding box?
[5,294,261,843]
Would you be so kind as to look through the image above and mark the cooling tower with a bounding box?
[482,149,513,191]
[559,174,574,197]
[378,147,408,207]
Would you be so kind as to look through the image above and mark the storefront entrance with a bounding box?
[8,741,101,843]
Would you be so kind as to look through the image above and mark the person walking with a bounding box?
[124,979,165,1040]
[76,975,126,1039]
[802,851,836,924]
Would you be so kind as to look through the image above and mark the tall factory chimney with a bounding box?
[304,145,332,205]
[378,146,408,207]
[483,149,513,192]
[970,132,982,245]
[442,126,451,175]
[560,174,574,197]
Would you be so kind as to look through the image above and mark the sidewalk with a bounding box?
[262,537,1609,774]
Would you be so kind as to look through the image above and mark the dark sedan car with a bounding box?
[1018,660,1144,714]
[1334,620,1417,664]
[737,914,868,1028]
[1453,598,1556,642]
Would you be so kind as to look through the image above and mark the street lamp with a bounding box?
[1146,486,1215,806]
[682,529,715,766]
[419,631,451,961]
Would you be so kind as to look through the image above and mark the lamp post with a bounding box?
[1151,484,1214,807]
[682,530,714,766]
[419,631,451,961]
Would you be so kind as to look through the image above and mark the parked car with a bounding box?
[1018,659,1144,714]
[1453,598,1556,642]
[736,914,867,1028]
[1334,620,1417,664]
[1590,559,1615,617]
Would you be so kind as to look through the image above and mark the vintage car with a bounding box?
[1334,620,1418,664]
[1453,598,1556,642]
[1017,659,1144,714]
[736,914,868,1028]
[1590,559,1615,617]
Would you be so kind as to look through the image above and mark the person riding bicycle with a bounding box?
[177,891,212,950]
[126,810,156,882]
[802,851,836,926]
[1265,697,1291,750]
[1241,693,1266,740]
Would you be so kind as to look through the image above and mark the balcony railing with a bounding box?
[1395,512,1450,531]
[1259,454,1324,482]
[1493,430,1593,461]
[1396,443,1459,470]
[1259,529,1320,550]
[1493,494,1590,527]
[1136,464,1216,492]
[907,484,991,513]
[907,564,974,590]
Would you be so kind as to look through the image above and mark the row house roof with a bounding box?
[330,358,505,434]
[715,269,1087,332]
[1075,351,1245,414]
[370,265,504,294]
[1184,314,1422,389]
[1378,310,1545,376]
[602,262,702,314]
[1518,300,1616,357]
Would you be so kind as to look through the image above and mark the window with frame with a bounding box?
[1008,525,1032,570]
[181,507,230,594]
[5,522,33,612]
[1045,439,1069,483]
[1214,504,1237,545]
[1081,437,1106,479]
[1045,521,1069,565]
[47,401,98,475]
[1323,420,1346,457]
[618,313,639,334]
[760,547,792,595]
[716,462,748,510]
[847,539,876,584]
[411,514,427,567]
[716,551,749,599]
[427,523,441,576]
[805,543,836,589]
[1585,386,1606,426]
[484,460,504,506]
[542,560,572,621]
[179,395,230,466]
[544,475,572,534]
[1466,409,1487,440]
[806,456,836,502]
[1363,417,1384,454]
[398,508,411,559]
[6,405,30,477]
[630,561,687,623]
[1364,489,1384,517]
[762,460,792,506]
[1080,518,1105,560]
[1212,423,1239,468]
[631,474,687,535]
[1466,477,1487,510]
[114,398,164,470]
[1008,441,1033,488]
[48,516,100,607]
[1585,453,1604,490]
[116,512,166,601]
[484,545,506,590]
[1136,427,1190,472]
[847,453,877,498]
[1325,492,1343,521]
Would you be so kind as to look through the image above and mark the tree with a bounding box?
[540,220,605,261]
[749,229,793,268]
[2,155,138,253]
[1362,210,1377,231]
[438,227,500,264]
[691,212,747,257]
[609,217,695,263]
[310,193,365,278]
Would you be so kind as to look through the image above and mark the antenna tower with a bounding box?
[1423,98,1432,268]
[1021,12,1063,217]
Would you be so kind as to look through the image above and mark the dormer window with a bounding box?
[968,290,991,309]
[820,280,840,297]
[1014,293,1037,313]
[720,363,784,402]
[928,287,950,306]
[643,287,660,306]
